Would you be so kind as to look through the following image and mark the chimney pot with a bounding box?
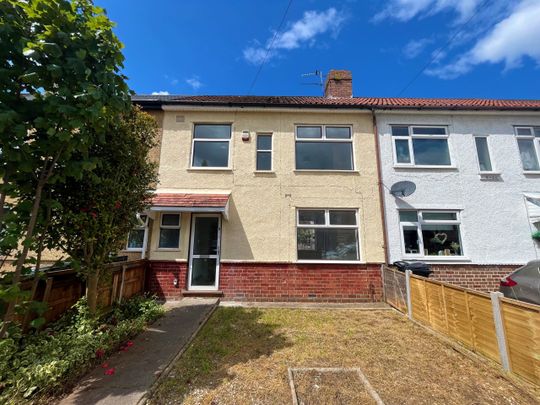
[324,69,352,98]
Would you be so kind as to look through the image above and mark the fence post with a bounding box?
[118,264,126,304]
[380,264,386,302]
[405,270,413,319]
[490,292,510,372]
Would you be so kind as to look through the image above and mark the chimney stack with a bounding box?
[324,70,352,98]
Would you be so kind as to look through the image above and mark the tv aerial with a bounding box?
[301,70,324,94]
[389,181,417,197]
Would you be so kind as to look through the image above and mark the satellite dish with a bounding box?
[390,181,416,197]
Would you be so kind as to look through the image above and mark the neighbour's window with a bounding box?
[256,134,272,171]
[474,136,493,172]
[391,126,451,166]
[295,125,353,170]
[127,214,148,250]
[159,213,181,249]
[515,126,540,171]
[191,124,231,168]
[399,210,463,257]
[297,209,359,261]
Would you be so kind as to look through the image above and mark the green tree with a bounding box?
[0,0,131,335]
[46,108,158,314]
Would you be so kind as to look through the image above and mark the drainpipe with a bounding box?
[372,109,390,265]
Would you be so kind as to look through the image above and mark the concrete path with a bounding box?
[59,298,218,405]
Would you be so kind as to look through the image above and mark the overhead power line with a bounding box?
[396,0,490,97]
[247,0,293,95]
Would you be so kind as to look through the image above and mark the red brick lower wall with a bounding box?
[146,261,383,302]
[430,264,519,292]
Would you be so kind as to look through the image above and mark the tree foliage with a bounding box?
[0,0,131,334]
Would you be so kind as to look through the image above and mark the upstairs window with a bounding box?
[127,214,148,251]
[399,210,463,257]
[192,124,231,168]
[297,209,359,261]
[256,134,272,171]
[295,125,353,170]
[159,213,181,249]
[515,126,540,172]
[391,126,451,166]
[474,136,494,172]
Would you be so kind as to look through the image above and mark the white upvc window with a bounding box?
[158,213,181,249]
[295,125,354,170]
[473,135,495,173]
[296,209,360,261]
[191,124,232,168]
[391,125,452,167]
[399,210,463,258]
[126,214,148,251]
[256,133,272,171]
[515,126,540,172]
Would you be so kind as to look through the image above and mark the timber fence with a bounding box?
[1,259,146,329]
[382,265,540,385]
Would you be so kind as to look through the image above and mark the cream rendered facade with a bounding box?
[143,108,385,266]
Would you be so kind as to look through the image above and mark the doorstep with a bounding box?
[182,289,224,298]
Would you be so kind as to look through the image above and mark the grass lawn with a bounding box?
[149,307,539,405]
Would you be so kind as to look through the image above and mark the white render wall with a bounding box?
[377,112,540,265]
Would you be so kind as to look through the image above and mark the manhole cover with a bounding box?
[288,367,384,405]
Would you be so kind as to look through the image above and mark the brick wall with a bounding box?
[145,260,383,302]
[430,264,518,292]
[146,260,187,299]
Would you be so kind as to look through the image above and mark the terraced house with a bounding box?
[127,70,540,301]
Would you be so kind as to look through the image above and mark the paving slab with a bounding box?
[59,298,218,405]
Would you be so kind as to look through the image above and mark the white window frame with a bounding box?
[514,126,540,173]
[391,125,452,168]
[473,135,497,174]
[158,213,181,250]
[126,214,149,252]
[190,123,232,170]
[296,208,361,263]
[399,210,464,259]
[294,125,355,171]
[255,133,273,171]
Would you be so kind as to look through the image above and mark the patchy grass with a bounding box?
[150,307,539,405]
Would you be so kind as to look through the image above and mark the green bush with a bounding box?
[0,295,164,403]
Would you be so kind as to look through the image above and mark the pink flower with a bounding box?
[95,349,105,359]
[126,341,134,347]
[104,368,115,376]
[101,362,109,368]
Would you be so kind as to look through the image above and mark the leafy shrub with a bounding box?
[0,295,163,403]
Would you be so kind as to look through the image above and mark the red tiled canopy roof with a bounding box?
[132,95,540,111]
[151,193,229,208]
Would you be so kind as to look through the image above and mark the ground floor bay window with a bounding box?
[297,209,359,261]
[399,210,463,257]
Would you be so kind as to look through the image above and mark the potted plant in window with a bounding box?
[450,242,460,255]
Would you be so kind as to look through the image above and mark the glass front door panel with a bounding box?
[193,217,219,255]
[191,258,217,286]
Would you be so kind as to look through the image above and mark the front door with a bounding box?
[188,214,221,290]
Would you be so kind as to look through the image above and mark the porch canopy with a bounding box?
[149,192,230,219]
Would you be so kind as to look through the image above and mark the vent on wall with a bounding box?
[175,115,185,123]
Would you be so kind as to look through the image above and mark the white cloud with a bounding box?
[373,0,482,22]
[243,8,346,65]
[427,0,540,78]
[403,38,433,58]
[186,76,203,90]
[151,91,169,95]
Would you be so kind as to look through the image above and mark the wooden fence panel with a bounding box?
[425,281,447,334]
[443,287,474,347]
[121,264,145,300]
[466,292,500,362]
[501,299,540,384]
[410,277,429,324]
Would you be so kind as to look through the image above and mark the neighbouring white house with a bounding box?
[376,109,540,290]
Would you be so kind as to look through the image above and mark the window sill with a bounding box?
[478,171,501,175]
[523,171,540,175]
[187,168,233,172]
[254,170,276,175]
[294,170,360,174]
[296,260,365,264]
[393,165,457,170]
[402,256,471,262]
[155,248,181,252]
[122,249,143,253]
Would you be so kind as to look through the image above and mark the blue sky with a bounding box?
[98,0,540,99]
